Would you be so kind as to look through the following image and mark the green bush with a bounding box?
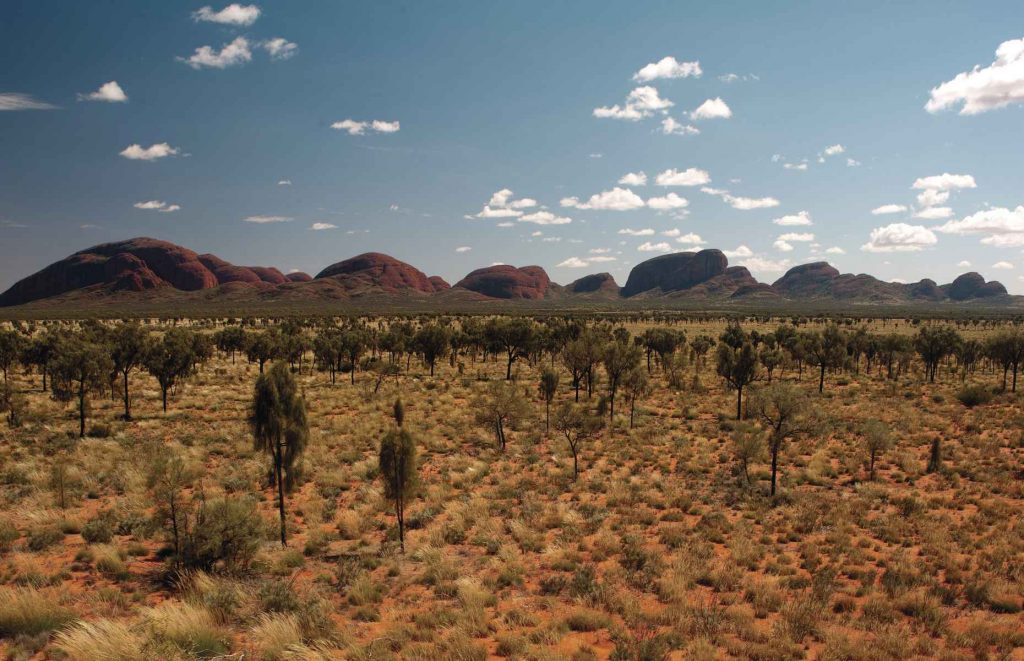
[956,384,993,408]
[180,497,264,571]
[81,513,115,544]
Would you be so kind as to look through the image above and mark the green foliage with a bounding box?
[180,496,264,571]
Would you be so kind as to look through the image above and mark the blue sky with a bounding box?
[2,1,1024,292]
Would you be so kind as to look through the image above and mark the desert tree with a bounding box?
[730,422,765,486]
[246,330,280,374]
[955,338,982,381]
[562,332,599,401]
[338,325,369,384]
[379,399,417,552]
[110,323,148,420]
[803,325,847,393]
[313,328,343,383]
[146,446,196,563]
[759,343,785,384]
[485,317,537,380]
[21,331,59,391]
[0,381,24,427]
[748,382,817,496]
[602,337,642,425]
[689,334,715,372]
[926,437,942,473]
[538,367,559,431]
[50,336,112,437]
[986,329,1024,392]
[0,329,24,385]
[716,340,759,420]
[862,419,894,481]
[552,401,604,480]
[251,361,310,546]
[622,366,651,429]
[914,325,961,383]
[144,329,197,413]
[413,323,450,376]
[473,380,530,451]
[214,326,247,364]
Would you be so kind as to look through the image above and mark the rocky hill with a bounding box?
[453,265,551,299]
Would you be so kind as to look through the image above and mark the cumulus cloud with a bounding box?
[675,233,705,245]
[646,192,689,210]
[654,167,710,186]
[558,257,590,268]
[778,232,814,242]
[120,143,179,161]
[690,97,732,120]
[178,37,253,69]
[455,246,472,253]
[773,240,794,252]
[277,179,292,186]
[926,37,1024,115]
[737,256,792,274]
[935,206,1024,239]
[594,86,673,120]
[633,56,702,82]
[519,210,572,225]
[861,223,938,252]
[192,4,261,25]
[724,245,754,258]
[914,206,953,220]
[469,189,537,218]
[911,173,977,191]
[661,116,699,135]
[261,38,298,61]
[0,93,57,111]
[872,204,908,215]
[638,241,672,252]
[618,228,654,236]
[78,81,127,103]
[783,162,808,171]
[310,222,337,230]
[331,119,400,135]
[773,211,813,226]
[561,187,645,211]
[134,200,180,212]
[244,215,293,223]
[958,260,972,267]
[723,194,779,210]
[825,246,846,255]
[823,144,845,156]
[992,261,1014,269]
[916,189,950,207]
[618,171,647,186]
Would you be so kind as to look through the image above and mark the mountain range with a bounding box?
[0,237,1015,312]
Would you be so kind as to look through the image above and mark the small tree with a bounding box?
[473,380,530,451]
[0,330,24,385]
[379,400,417,552]
[485,318,536,380]
[22,332,58,391]
[251,362,310,546]
[246,331,280,374]
[731,422,765,486]
[553,401,604,480]
[538,367,559,431]
[716,341,758,420]
[914,325,961,384]
[748,383,816,496]
[926,437,942,473]
[622,366,651,429]
[602,338,642,425]
[863,420,894,481]
[414,324,450,377]
[146,447,195,563]
[0,381,24,428]
[51,337,112,437]
[338,326,368,385]
[144,329,196,412]
[214,326,247,364]
[110,323,148,420]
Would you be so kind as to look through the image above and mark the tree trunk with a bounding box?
[506,352,513,380]
[397,498,405,553]
[818,364,825,393]
[162,386,168,413]
[770,444,779,496]
[869,451,876,481]
[736,385,743,421]
[78,384,86,438]
[275,447,287,546]
[122,370,131,420]
[545,400,550,432]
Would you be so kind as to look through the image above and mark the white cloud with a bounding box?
[261,38,298,61]
[0,93,57,111]
[655,167,710,186]
[936,206,1024,237]
[638,241,672,252]
[981,234,1024,247]
[661,116,699,135]
[646,192,689,210]
[618,228,654,236]
[134,200,180,212]
[724,245,754,258]
[926,37,1024,115]
[871,204,907,215]
[331,119,400,135]
[911,173,977,191]
[558,257,590,268]
[846,158,861,167]
[738,257,792,274]
[78,81,127,103]
[719,73,758,83]
[562,187,645,211]
[690,97,732,120]
[916,189,950,207]
[723,194,779,210]
[587,255,616,263]
[277,179,292,186]
[244,215,293,224]
[594,86,673,120]
[773,211,812,226]
[470,189,537,219]
[783,162,808,171]
[914,206,953,220]
[633,56,702,82]
[310,222,337,230]
[861,223,938,252]
[773,240,793,252]
[958,260,972,267]
[179,37,252,69]
[675,233,706,245]
[992,261,1014,269]
[618,171,647,186]
[455,246,472,253]
[825,246,846,255]
[519,210,572,225]
[589,248,611,254]
[192,4,261,25]
[120,143,179,161]
[778,232,814,242]
[822,144,845,156]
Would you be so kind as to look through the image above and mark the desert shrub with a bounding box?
[956,384,992,408]
[147,601,229,657]
[0,518,18,553]
[26,525,63,552]
[81,512,116,544]
[54,619,144,660]
[250,613,303,660]
[0,587,75,637]
[180,496,264,571]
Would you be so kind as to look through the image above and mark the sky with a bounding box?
[2,1,1024,293]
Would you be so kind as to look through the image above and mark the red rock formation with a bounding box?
[454,264,551,299]
[314,252,438,294]
[621,249,729,297]
[285,272,312,283]
[567,272,619,295]
[428,276,451,292]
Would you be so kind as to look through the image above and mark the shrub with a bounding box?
[0,587,75,637]
[81,513,116,544]
[956,384,993,408]
[147,601,229,657]
[0,518,18,553]
[54,619,144,660]
[26,525,63,552]
[180,496,264,571]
